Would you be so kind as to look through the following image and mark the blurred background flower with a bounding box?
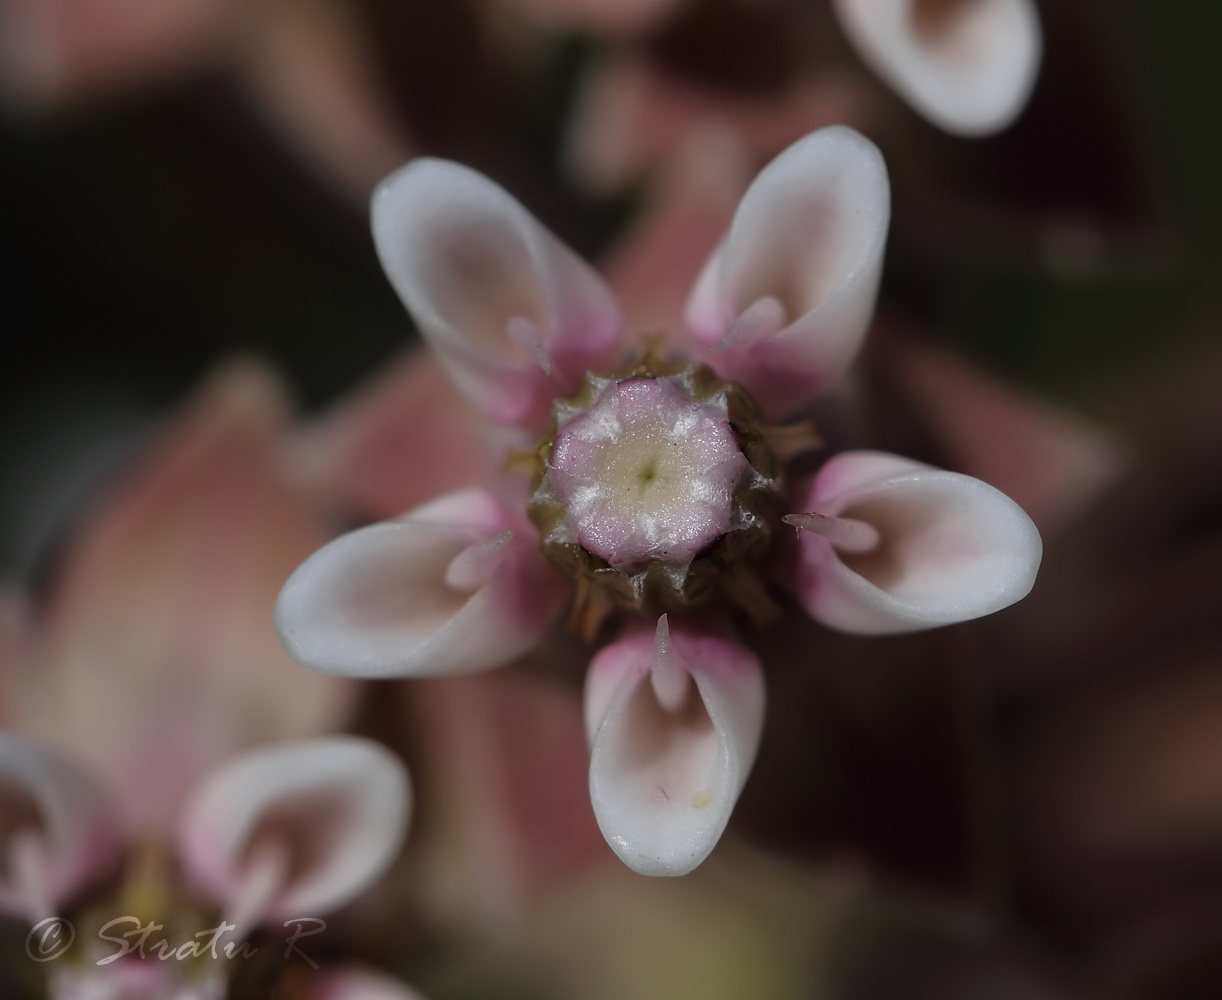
[3,0,1222,997]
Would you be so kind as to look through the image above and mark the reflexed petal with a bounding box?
[833,0,1041,136]
[601,135,748,350]
[564,54,876,193]
[0,733,119,922]
[788,450,1042,634]
[275,488,569,677]
[879,332,1126,536]
[177,737,410,927]
[292,350,496,522]
[585,617,765,877]
[684,126,890,419]
[372,159,624,430]
[404,657,604,933]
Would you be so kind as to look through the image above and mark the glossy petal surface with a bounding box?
[585,617,764,876]
[372,159,623,431]
[276,489,568,678]
[685,126,890,418]
[789,450,1042,634]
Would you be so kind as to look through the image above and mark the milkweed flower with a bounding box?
[275,124,1041,877]
[0,731,418,1000]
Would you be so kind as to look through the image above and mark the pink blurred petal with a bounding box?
[684,126,891,419]
[292,350,495,522]
[833,0,1041,136]
[0,0,227,110]
[372,159,624,432]
[585,616,765,876]
[276,488,570,677]
[601,136,748,346]
[788,450,1042,634]
[235,0,413,200]
[18,360,350,833]
[880,331,1127,537]
[0,733,119,922]
[178,736,410,928]
[566,54,876,193]
[404,657,605,932]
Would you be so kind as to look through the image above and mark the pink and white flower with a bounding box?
[276,124,1042,877]
[0,730,418,999]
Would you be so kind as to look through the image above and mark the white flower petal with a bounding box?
[585,617,765,877]
[177,737,410,927]
[275,488,569,678]
[0,732,119,922]
[790,450,1042,634]
[372,159,624,430]
[834,0,1042,136]
[684,126,890,419]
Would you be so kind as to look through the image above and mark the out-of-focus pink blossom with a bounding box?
[178,736,411,934]
[0,730,418,998]
[875,330,1127,537]
[402,659,605,932]
[7,360,351,832]
[0,731,120,923]
[565,54,875,193]
[0,0,409,198]
[292,351,496,523]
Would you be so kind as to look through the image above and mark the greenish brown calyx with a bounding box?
[526,358,788,637]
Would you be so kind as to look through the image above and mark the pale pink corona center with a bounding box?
[547,378,746,569]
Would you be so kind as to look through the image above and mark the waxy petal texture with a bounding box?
[0,732,119,922]
[372,159,623,431]
[584,617,764,876]
[275,488,569,678]
[684,126,890,419]
[789,450,1042,634]
[177,737,410,927]
[833,0,1041,136]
